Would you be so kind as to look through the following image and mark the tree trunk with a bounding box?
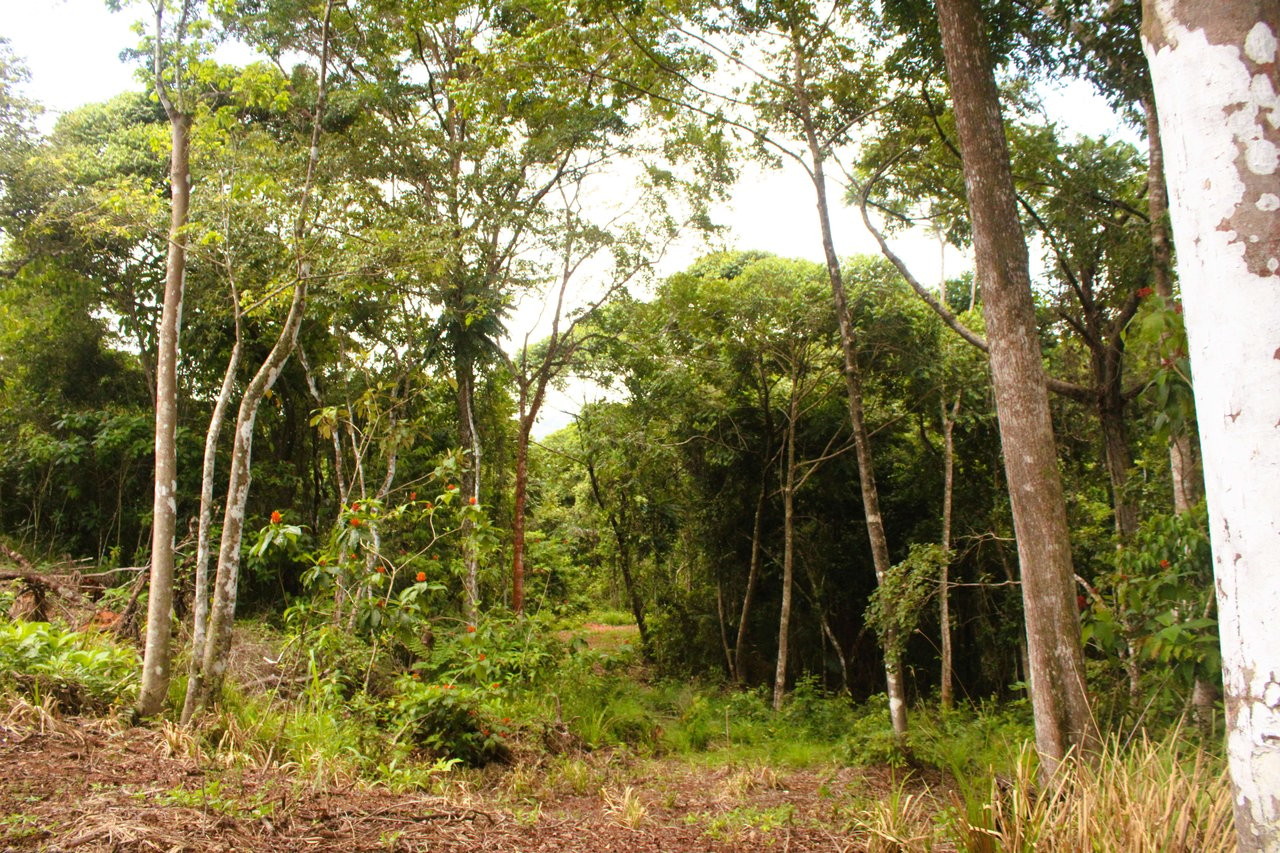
[183,279,308,721]
[182,1,332,722]
[1143,95,1207,514]
[790,29,908,738]
[456,356,481,623]
[181,309,240,719]
[584,455,650,655]
[773,390,800,712]
[1098,379,1139,540]
[1143,4,1280,846]
[137,107,192,719]
[733,470,769,682]
[511,409,531,614]
[936,0,1098,774]
[940,393,959,710]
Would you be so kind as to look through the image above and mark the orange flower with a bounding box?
[478,653,486,661]
[416,571,427,582]
[469,496,477,505]
[446,484,455,491]
[376,599,385,607]
[466,625,476,633]
[350,517,362,527]
[409,491,417,501]
[352,501,361,510]
[376,565,386,574]
[270,510,283,524]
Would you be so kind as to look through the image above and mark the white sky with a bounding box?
[2,1,1132,436]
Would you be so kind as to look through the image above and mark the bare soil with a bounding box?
[0,703,933,852]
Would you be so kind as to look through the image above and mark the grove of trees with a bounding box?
[0,0,1275,847]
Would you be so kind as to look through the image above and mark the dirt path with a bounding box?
[0,704,922,852]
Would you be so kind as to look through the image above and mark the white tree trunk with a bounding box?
[1144,4,1280,848]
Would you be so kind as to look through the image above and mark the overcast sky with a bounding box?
[2,0,1132,435]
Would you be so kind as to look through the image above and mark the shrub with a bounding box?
[0,621,139,712]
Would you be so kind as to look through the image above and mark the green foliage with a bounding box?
[865,544,949,660]
[1084,503,1217,717]
[388,677,510,765]
[0,621,140,712]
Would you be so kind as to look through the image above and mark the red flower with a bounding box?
[446,484,456,491]
[416,571,427,583]
[350,517,362,527]
[432,554,440,560]
[376,565,386,574]
[443,684,453,690]
[1077,594,1087,611]
[1160,559,1170,569]
[478,653,486,661]
[469,496,477,505]
[376,599,385,607]
[425,501,434,510]
[409,491,417,501]
[466,625,476,633]
[270,510,283,525]
[1137,287,1153,298]
[352,501,360,511]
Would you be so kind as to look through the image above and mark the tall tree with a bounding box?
[137,0,201,719]
[183,0,335,720]
[933,0,1098,772]
[1143,3,1280,847]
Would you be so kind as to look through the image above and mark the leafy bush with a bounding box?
[0,621,139,712]
[388,676,510,765]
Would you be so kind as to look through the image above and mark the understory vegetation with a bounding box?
[0,596,1232,850]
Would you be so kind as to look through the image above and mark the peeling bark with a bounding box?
[1144,4,1280,847]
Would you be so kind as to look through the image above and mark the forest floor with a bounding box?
[0,702,933,852]
[0,623,945,853]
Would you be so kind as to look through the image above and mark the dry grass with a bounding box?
[602,784,648,828]
[949,733,1234,852]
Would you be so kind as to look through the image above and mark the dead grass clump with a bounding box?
[949,733,1234,852]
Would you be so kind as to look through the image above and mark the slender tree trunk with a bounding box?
[181,309,240,720]
[773,391,800,712]
[137,106,192,719]
[936,0,1098,774]
[184,280,309,720]
[790,30,908,737]
[1143,95,1206,514]
[1098,382,1138,540]
[1144,5,1280,846]
[584,455,649,654]
[733,469,769,682]
[456,357,481,623]
[800,559,849,693]
[511,409,531,614]
[940,393,959,710]
[182,1,332,721]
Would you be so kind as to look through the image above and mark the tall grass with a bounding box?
[856,728,1234,852]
